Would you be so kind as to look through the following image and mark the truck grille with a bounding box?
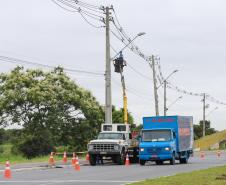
[147,147,162,154]
[93,143,115,151]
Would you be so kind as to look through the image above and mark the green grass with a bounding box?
[130,165,226,185]
[195,130,226,150]
[0,144,79,164]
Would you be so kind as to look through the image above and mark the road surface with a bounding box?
[0,151,225,185]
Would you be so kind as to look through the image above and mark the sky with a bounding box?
[0,0,226,130]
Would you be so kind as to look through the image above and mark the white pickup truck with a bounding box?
[87,123,139,165]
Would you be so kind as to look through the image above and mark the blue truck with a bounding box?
[139,116,193,165]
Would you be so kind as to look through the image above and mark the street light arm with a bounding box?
[167,96,183,109]
[111,32,146,61]
[157,70,178,89]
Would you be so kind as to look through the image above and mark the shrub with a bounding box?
[14,132,55,159]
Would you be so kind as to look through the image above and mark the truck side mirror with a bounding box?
[173,132,176,139]
[129,133,132,140]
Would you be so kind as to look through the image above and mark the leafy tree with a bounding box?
[0,67,104,155]
[194,120,217,140]
[112,106,134,124]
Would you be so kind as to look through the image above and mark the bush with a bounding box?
[14,132,55,159]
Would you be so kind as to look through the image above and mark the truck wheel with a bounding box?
[117,152,125,165]
[89,154,96,166]
[180,153,188,164]
[155,160,163,165]
[139,159,146,166]
[170,153,175,165]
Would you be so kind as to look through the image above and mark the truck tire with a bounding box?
[179,157,188,164]
[117,152,125,165]
[180,152,188,164]
[89,154,96,166]
[155,160,163,165]
[139,159,146,166]
[170,153,175,165]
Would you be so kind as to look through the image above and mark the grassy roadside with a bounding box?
[0,144,85,164]
[130,165,226,185]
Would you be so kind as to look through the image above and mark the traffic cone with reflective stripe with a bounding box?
[71,152,76,165]
[86,153,90,161]
[49,152,55,166]
[74,156,80,171]
[4,161,11,179]
[125,154,130,166]
[63,151,67,163]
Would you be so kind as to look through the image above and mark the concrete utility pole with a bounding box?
[105,7,112,124]
[149,55,159,116]
[203,93,206,137]
[164,80,167,116]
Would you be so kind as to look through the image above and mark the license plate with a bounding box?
[151,155,158,158]
[100,152,107,154]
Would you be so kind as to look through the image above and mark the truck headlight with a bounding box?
[88,145,93,150]
[165,147,171,151]
[140,148,144,152]
[114,145,119,150]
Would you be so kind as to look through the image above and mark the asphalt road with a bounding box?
[0,151,226,185]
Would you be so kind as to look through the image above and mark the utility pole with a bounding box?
[164,80,167,116]
[202,93,206,137]
[105,7,112,124]
[149,55,159,116]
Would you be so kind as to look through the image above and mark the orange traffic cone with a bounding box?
[200,151,205,159]
[74,156,80,171]
[86,153,90,161]
[49,152,55,166]
[63,151,67,163]
[125,154,130,166]
[71,152,76,165]
[217,150,221,158]
[4,160,11,179]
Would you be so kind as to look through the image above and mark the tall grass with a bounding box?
[194,130,226,150]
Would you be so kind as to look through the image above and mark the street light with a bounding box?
[166,96,183,113]
[206,107,218,117]
[162,70,179,116]
[111,32,146,61]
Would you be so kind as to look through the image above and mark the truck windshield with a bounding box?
[98,133,125,140]
[142,130,171,142]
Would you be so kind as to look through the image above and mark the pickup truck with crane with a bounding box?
[87,123,139,165]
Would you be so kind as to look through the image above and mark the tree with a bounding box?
[0,67,104,154]
[112,106,134,124]
[194,120,217,140]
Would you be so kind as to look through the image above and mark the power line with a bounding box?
[51,0,105,28]
[0,55,104,76]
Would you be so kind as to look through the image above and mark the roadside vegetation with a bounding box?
[0,67,135,161]
[130,165,226,185]
[195,129,226,150]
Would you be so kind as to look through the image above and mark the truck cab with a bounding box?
[87,123,133,165]
[139,128,177,165]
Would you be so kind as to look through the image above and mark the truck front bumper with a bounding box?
[88,151,120,156]
[139,153,173,161]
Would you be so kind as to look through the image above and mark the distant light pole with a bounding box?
[206,107,218,117]
[165,96,183,114]
[160,70,179,116]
